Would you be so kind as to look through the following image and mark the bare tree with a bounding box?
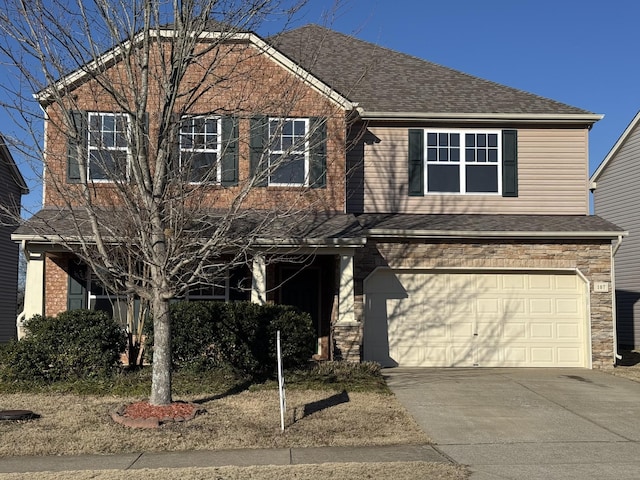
[0,0,350,405]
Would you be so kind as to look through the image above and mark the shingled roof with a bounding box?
[269,24,596,118]
[357,214,625,238]
[13,208,365,246]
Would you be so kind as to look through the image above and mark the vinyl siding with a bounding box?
[0,163,22,342]
[593,121,640,347]
[355,126,589,215]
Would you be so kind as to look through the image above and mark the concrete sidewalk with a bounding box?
[0,445,450,474]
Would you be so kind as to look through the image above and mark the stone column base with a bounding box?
[332,323,361,362]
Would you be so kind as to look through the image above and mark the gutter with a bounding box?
[365,229,627,240]
[13,233,368,249]
[357,111,604,125]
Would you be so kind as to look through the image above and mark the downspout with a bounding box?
[612,235,624,362]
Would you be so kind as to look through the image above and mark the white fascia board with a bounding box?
[365,229,628,240]
[13,233,368,248]
[358,111,604,124]
[35,29,354,111]
[590,110,640,184]
[255,237,366,247]
[201,31,354,110]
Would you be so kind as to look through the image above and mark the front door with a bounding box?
[279,266,322,354]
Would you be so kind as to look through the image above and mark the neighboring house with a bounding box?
[0,135,29,342]
[13,24,624,368]
[590,111,640,350]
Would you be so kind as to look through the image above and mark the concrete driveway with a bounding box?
[384,368,640,480]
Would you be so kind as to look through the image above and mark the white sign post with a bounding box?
[277,330,286,432]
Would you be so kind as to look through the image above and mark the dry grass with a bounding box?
[0,389,430,456]
[0,462,469,480]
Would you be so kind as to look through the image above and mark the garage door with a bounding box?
[363,270,588,368]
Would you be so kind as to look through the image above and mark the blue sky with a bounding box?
[283,0,639,194]
[11,0,640,213]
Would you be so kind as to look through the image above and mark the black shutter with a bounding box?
[220,116,239,186]
[67,111,87,183]
[67,260,87,311]
[408,129,424,196]
[250,115,268,187]
[502,130,518,197]
[308,117,327,188]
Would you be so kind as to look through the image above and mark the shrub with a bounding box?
[211,302,315,378]
[1,310,126,382]
[145,301,223,371]
[145,301,316,378]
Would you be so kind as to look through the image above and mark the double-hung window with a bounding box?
[268,118,308,186]
[180,115,221,183]
[425,129,501,194]
[88,112,130,181]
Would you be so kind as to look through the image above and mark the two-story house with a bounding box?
[590,111,640,351]
[14,24,623,368]
[0,135,28,342]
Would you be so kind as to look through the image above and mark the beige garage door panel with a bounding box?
[363,270,588,368]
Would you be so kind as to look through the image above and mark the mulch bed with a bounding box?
[111,401,205,429]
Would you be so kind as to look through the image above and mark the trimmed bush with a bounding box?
[145,301,316,378]
[145,301,223,371]
[1,310,126,382]
[211,302,316,378]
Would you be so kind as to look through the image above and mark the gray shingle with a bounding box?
[269,24,593,116]
[14,208,365,243]
[16,209,624,242]
[357,214,624,236]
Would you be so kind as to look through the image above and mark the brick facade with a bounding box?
[43,42,347,212]
[44,253,73,317]
[331,238,615,368]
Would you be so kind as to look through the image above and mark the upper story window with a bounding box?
[425,130,500,194]
[408,128,518,197]
[249,116,327,189]
[180,115,221,183]
[268,118,309,186]
[88,112,130,181]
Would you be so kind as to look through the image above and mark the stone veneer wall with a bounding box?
[333,238,614,368]
[332,324,362,362]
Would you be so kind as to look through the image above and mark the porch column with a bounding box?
[18,249,45,338]
[337,253,355,324]
[251,254,267,305]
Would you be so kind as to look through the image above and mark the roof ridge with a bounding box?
[271,24,595,117]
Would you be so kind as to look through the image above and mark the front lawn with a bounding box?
[0,363,429,456]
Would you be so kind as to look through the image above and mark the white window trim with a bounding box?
[424,128,502,195]
[268,117,309,187]
[86,272,129,325]
[179,115,222,184]
[185,273,230,301]
[87,112,131,183]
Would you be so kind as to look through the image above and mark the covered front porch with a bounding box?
[14,209,366,362]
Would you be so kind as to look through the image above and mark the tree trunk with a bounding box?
[149,295,172,405]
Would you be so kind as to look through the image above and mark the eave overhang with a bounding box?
[365,229,627,241]
[35,29,355,111]
[357,110,604,126]
[12,233,367,248]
